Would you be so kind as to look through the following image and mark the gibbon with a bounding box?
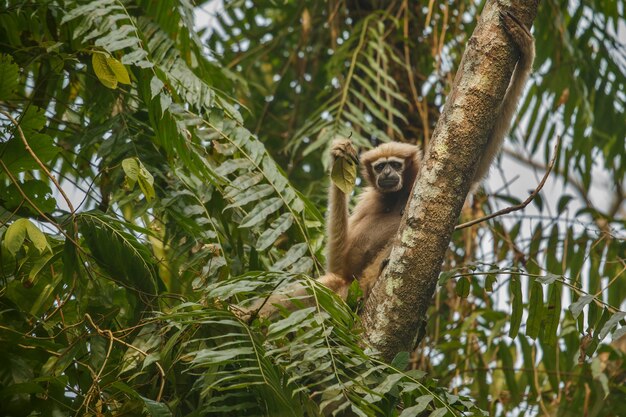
[249,10,535,319]
[325,139,422,298]
[248,141,420,319]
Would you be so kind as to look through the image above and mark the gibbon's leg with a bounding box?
[248,273,348,320]
[326,139,358,276]
[359,246,393,299]
[472,10,535,185]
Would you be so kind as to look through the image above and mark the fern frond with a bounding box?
[293,14,409,159]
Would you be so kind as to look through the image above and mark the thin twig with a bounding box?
[84,314,166,402]
[77,329,114,416]
[456,137,560,230]
[0,160,80,245]
[0,110,75,213]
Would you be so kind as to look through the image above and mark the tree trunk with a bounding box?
[361,0,540,362]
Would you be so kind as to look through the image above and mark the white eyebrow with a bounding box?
[386,157,404,164]
[374,157,404,165]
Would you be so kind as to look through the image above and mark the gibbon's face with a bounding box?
[371,156,405,193]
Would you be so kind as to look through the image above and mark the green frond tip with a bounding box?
[0,53,19,100]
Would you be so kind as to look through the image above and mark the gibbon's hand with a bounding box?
[330,138,358,165]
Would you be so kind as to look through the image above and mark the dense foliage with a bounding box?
[0,1,624,416]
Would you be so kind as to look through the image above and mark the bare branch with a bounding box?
[456,136,560,230]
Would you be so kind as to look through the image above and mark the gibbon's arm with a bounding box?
[472,12,535,185]
[326,184,349,275]
[326,139,357,275]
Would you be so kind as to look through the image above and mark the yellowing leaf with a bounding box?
[137,165,155,202]
[92,53,117,89]
[331,157,356,194]
[25,221,49,254]
[3,218,28,255]
[106,56,131,85]
[2,218,48,255]
[122,157,139,184]
[122,157,155,201]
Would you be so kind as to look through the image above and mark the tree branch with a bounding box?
[361,0,540,361]
[455,137,560,230]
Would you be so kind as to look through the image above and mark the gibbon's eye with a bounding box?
[389,161,403,170]
[373,163,386,172]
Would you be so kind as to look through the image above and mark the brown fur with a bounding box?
[326,141,421,298]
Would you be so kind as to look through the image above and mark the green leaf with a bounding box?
[526,281,544,340]
[20,105,46,131]
[29,252,63,314]
[345,277,364,310]
[543,283,562,346]
[239,197,282,228]
[79,212,159,294]
[498,341,519,402]
[498,341,519,398]
[271,243,308,271]
[438,270,455,285]
[536,272,560,285]
[150,75,164,99]
[399,395,433,417]
[569,294,593,319]
[591,357,610,398]
[0,179,56,213]
[331,157,357,194]
[0,133,58,174]
[429,408,448,417]
[456,276,470,298]
[557,194,574,214]
[159,92,172,115]
[391,351,410,371]
[0,53,19,100]
[42,344,82,377]
[365,373,404,401]
[224,184,274,209]
[598,311,626,340]
[508,275,523,338]
[255,212,293,251]
[612,326,626,341]
[587,308,611,357]
[141,396,172,417]
[531,191,544,212]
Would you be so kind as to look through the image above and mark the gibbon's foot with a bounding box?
[231,305,255,324]
[330,138,359,165]
[499,11,533,52]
